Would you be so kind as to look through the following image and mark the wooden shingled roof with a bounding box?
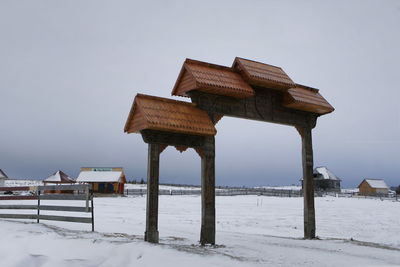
[283,84,334,115]
[172,59,254,98]
[171,57,334,115]
[124,94,216,136]
[232,57,295,90]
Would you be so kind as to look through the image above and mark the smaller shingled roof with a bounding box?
[124,94,217,136]
[232,57,295,90]
[172,59,254,98]
[283,84,334,115]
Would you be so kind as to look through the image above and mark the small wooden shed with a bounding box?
[0,169,8,187]
[76,167,126,194]
[358,179,389,196]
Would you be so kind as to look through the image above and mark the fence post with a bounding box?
[37,189,40,223]
[91,190,94,232]
[85,186,89,212]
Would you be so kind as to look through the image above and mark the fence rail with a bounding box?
[124,188,312,197]
[0,184,94,231]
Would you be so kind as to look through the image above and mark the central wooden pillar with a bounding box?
[200,136,216,245]
[300,126,316,239]
[145,143,160,243]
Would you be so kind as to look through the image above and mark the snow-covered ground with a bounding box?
[0,193,399,266]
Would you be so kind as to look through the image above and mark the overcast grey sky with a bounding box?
[1,0,399,187]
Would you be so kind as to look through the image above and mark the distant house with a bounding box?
[301,166,341,192]
[43,170,75,185]
[76,167,126,194]
[0,169,8,187]
[358,179,389,196]
[43,170,75,193]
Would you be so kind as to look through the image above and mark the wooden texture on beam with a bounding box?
[300,126,316,239]
[188,89,317,128]
[145,143,160,243]
[200,136,216,245]
[141,129,205,148]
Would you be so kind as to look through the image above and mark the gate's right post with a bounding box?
[299,126,316,239]
[144,143,160,243]
[200,136,215,245]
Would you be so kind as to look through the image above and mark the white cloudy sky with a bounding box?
[0,0,399,187]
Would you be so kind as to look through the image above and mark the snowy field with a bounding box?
[0,193,399,266]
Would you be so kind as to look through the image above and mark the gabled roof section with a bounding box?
[172,59,254,98]
[124,94,217,136]
[283,84,334,115]
[76,171,125,183]
[361,179,389,189]
[0,169,8,179]
[314,167,340,181]
[44,170,75,183]
[232,57,295,90]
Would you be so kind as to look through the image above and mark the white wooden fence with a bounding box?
[0,184,94,231]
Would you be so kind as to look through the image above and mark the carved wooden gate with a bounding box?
[124,57,334,245]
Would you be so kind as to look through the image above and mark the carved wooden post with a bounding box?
[200,136,215,245]
[145,143,160,243]
[300,126,316,239]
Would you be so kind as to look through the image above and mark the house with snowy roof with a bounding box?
[301,166,341,192]
[43,170,75,185]
[0,169,8,187]
[358,179,389,196]
[76,167,126,194]
[43,170,75,193]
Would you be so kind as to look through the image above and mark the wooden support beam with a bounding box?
[144,143,160,243]
[188,90,318,128]
[141,129,205,148]
[300,126,316,239]
[200,136,216,245]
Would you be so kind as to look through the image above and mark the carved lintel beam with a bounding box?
[188,90,318,128]
[140,129,205,148]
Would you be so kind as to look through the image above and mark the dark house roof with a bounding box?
[300,166,341,181]
[313,167,340,181]
[0,169,8,179]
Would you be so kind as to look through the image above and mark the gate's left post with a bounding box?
[145,143,160,243]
